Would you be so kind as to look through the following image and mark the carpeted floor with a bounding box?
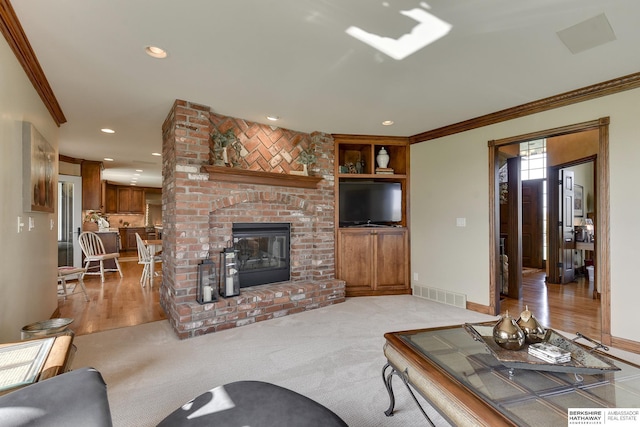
[72,295,496,426]
[72,295,640,426]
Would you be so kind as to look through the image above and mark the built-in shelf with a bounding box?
[202,165,323,189]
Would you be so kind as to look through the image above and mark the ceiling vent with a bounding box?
[557,13,616,54]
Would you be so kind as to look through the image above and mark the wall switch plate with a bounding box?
[456,217,466,227]
[17,216,24,233]
[28,217,35,231]
[413,272,419,281]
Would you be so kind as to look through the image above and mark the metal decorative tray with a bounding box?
[464,322,620,375]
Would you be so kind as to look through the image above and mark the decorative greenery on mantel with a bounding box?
[210,129,242,167]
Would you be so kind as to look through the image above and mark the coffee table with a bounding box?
[383,323,640,426]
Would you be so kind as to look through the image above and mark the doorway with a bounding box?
[489,118,611,344]
[58,175,82,267]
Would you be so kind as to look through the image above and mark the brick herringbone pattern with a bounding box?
[211,113,310,174]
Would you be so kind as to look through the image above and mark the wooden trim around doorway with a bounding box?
[488,118,611,345]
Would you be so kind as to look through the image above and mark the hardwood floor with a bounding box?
[59,257,600,339]
[500,270,601,339]
[58,253,166,336]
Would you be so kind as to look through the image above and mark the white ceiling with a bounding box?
[11,0,640,188]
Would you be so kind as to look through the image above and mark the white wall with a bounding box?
[411,87,640,343]
[0,37,60,341]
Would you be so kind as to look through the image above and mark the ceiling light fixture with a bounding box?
[101,128,115,134]
[382,120,394,126]
[145,46,167,59]
[104,157,114,161]
[266,115,280,121]
[135,169,143,172]
[152,152,162,157]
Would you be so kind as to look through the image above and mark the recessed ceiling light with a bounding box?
[382,120,394,126]
[101,128,115,134]
[104,157,114,161]
[135,169,143,172]
[152,152,162,157]
[266,115,280,121]
[145,46,167,59]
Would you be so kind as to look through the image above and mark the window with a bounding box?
[520,139,547,260]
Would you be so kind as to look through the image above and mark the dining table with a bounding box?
[143,239,162,284]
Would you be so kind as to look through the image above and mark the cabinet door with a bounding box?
[130,188,145,213]
[104,184,117,213]
[81,161,102,210]
[374,229,409,291]
[118,188,131,212]
[337,229,374,292]
[126,231,138,251]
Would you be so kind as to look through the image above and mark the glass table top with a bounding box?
[395,325,640,426]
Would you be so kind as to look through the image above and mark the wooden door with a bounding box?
[561,170,575,283]
[521,180,543,269]
[337,229,374,293]
[374,229,408,292]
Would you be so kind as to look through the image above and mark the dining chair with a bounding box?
[78,231,123,282]
[136,233,161,288]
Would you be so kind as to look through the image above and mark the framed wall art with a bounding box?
[23,122,55,213]
[574,184,584,217]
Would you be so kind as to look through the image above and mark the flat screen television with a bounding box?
[339,181,402,226]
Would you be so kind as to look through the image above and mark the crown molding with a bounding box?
[0,0,66,126]
[410,71,640,144]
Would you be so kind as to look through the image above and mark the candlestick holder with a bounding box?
[196,258,218,304]
[219,248,240,297]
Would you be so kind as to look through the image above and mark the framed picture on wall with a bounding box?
[574,184,584,217]
[23,122,55,213]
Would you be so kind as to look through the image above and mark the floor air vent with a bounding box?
[413,285,467,309]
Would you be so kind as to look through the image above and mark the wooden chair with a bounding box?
[78,231,123,282]
[57,266,89,301]
[136,233,161,288]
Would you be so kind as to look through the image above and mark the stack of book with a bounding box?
[375,168,394,175]
[528,342,571,363]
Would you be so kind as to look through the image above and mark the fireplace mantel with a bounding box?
[202,165,323,189]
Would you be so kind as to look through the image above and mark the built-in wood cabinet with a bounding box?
[332,134,411,296]
[81,161,103,210]
[117,187,145,213]
[104,183,118,213]
[337,228,410,296]
[119,227,146,251]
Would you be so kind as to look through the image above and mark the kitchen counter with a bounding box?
[82,232,119,268]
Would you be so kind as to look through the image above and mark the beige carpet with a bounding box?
[71,295,640,426]
[72,295,497,426]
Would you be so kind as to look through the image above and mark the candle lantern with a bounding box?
[197,258,218,304]
[219,247,240,297]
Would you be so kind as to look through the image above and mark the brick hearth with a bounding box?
[160,100,345,339]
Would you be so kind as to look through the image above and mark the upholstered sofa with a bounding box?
[0,367,112,427]
[0,368,347,427]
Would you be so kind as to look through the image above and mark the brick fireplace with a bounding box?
[160,100,345,339]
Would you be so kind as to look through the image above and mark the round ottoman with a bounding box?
[157,380,347,427]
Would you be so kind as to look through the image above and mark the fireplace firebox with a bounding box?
[232,223,291,288]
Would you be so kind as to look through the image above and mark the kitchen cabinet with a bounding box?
[81,161,103,210]
[119,227,146,251]
[104,183,118,213]
[117,187,145,213]
[336,227,410,297]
